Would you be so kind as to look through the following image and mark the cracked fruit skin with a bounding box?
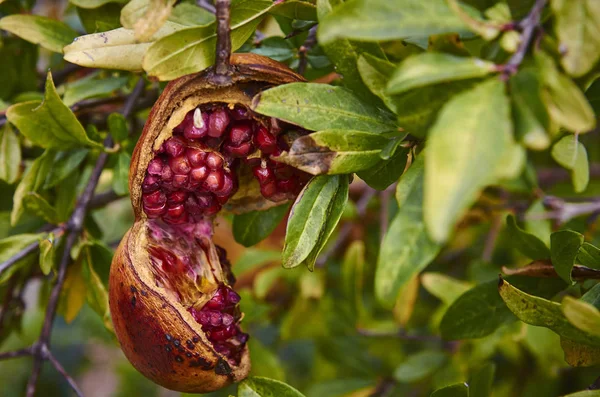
[109,54,305,393]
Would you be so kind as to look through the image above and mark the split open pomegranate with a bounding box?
[109,54,308,393]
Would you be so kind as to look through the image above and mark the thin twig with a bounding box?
[297,26,318,75]
[369,378,397,397]
[588,375,600,390]
[482,212,503,262]
[0,226,64,276]
[47,350,84,397]
[498,0,547,79]
[22,78,146,397]
[524,196,600,224]
[196,0,216,14]
[315,189,376,268]
[213,0,232,82]
[0,347,32,360]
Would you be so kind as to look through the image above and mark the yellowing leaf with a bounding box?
[63,22,186,71]
[425,78,512,243]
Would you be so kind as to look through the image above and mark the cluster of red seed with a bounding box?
[188,286,248,363]
[149,244,248,364]
[140,104,308,223]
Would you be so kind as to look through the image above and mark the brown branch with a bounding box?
[528,196,600,224]
[47,350,84,397]
[502,260,600,280]
[0,77,147,397]
[197,0,216,14]
[0,226,64,276]
[0,347,32,360]
[213,0,233,82]
[297,26,318,75]
[498,0,547,79]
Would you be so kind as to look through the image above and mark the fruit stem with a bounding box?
[214,0,233,83]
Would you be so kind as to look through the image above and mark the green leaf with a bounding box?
[425,78,512,243]
[239,377,306,397]
[252,83,397,133]
[123,0,177,42]
[39,233,57,276]
[108,113,129,143]
[0,15,78,53]
[447,0,500,40]
[582,282,600,307]
[316,0,386,103]
[537,52,596,133]
[318,0,474,43]
[80,240,113,332]
[251,37,295,62]
[0,233,44,268]
[143,0,272,80]
[376,155,441,306]
[0,124,21,184]
[469,363,495,397]
[24,193,59,224]
[70,0,128,8]
[233,204,290,247]
[506,215,550,259]
[62,75,128,107]
[169,2,215,26]
[112,152,130,196]
[44,149,89,188]
[551,230,584,284]
[430,383,469,397]
[6,72,102,150]
[510,69,551,150]
[551,0,600,77]
[271,0,317,21]
[387,53,496,95]
[283,175,349,269]
[357,54,398,113]
[499,278,600,346]
[276,130,391,175]
[440,276,565,339]
[525,200,551,247]
[421,273,472,305]
[77,2,123,33]
[562,296,600,338]
[357,146,408,191]
[393,350,447,383]
[11,149,56,225]
[578,243,600,269]
[64,22,186,71]
[393,80,474,138]
[551,135,589,193]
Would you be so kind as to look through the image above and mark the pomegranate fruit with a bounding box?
[109,54,309,393]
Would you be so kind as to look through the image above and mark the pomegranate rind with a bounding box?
[109,223,250,393]
[130,53,306,219]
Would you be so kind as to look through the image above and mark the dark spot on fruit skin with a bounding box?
[186,352,192,358]
[131,296,137,306]
[189,356,213,369]
[186,340,194,349]
[165,334,172,341]
[173,339,180,347]
[193,336,199,343]
[165,345,171,352]
[214,358,232,375]
[141,290,148,297]
[175,356,183,363]
[130,285,137,293]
